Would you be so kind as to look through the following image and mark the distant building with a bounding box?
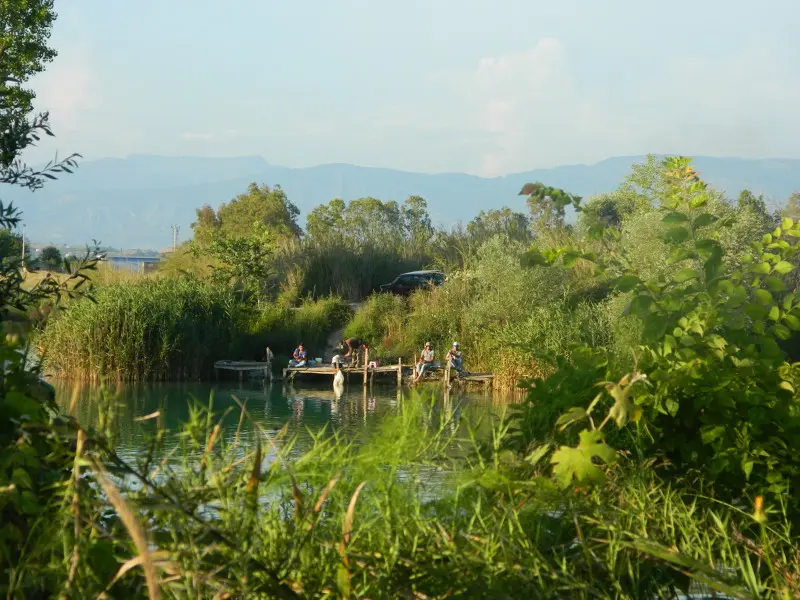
[106,255,161,273]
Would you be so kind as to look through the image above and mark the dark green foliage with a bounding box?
[513,157,800,520]
[39,245,61,269]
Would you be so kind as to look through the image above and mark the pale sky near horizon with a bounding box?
[27,0,800,177]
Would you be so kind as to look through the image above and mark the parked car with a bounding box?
[378,270,445,296]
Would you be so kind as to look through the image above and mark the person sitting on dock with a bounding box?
[445,342,463,375]
[290,343,308,367]
[413,341,435,382]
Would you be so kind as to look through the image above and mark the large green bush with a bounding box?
[513,157,800,517]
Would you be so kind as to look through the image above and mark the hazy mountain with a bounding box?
[2,154,798,249]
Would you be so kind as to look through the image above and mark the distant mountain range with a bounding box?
[2,154,799,249]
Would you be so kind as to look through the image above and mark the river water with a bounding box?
[52,378,510,465]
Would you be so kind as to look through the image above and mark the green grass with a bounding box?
[5,390,798,599]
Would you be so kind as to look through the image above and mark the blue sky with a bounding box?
[29,0,800,176]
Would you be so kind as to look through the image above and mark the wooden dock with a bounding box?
[284,361,493,389]
[284,358,405,387]
[214,360,273,382]
[215,347,494,389]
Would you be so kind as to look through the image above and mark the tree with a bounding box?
[401,195,434,248]
[737,189,768,218]
[783,192,800,221]
[306,195,433,250]
[466,208,532,245]
[306,197,346,240]
[191,183,301,246]
[0,0,78,190]
[217,183,300,240]
[40,245,61,269]
[0,4,103,595]
[519,182,582,231]
[191,204,221,245]
[205,228,276,301]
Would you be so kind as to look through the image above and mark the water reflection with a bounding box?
[51,378,510,466]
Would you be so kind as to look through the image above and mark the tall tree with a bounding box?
[466,208,532,244]
[191,204,221,245]
[737,189,769,218]
[192,183,301,245]
[40,245,61,268]
[306,197,347,240]
[402,195,434,247]
[0,0,76,190]
[519,182,581,231]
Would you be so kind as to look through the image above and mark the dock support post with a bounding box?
[363,347,369,386]
[444,362,451,388]
[397,358,402,387]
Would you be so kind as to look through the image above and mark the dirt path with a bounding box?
[323,302,361,362]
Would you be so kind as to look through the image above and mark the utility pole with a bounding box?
[170,225,180,251]
[20,226,25,271]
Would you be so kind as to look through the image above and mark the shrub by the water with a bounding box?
[38,278,244,380]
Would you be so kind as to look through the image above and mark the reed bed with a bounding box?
[37,278,243,381]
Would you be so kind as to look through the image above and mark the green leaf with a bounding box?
[774,324,792,340]
[551,430,617,489]
[613,275,641,293]
[773,261,794,275]
[768,305,780,321]
[744,303,768,320]
[520,249,548,268]
[689,194,709,208]
[784,314,800,330]
[525,444,552,467]
[663,212,690,225]
[625,294,653,316]
[753,289,774,306]
[782,217,794,231]
[701,425,726,445]
[750,262,771,275]
[765,276,787,292]
[672,268,698,283]
[779,380,795,393]
[556,407,588,430]
[664,226,690,244]
[11,469,33,490]
[692,213,718,229]
[668,247,697,264]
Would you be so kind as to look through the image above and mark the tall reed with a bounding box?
[37,278,243,381]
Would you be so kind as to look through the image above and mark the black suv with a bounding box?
[379,270,445,296]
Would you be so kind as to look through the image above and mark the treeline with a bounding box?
[160,182,541,302]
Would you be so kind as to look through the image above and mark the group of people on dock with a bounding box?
[413,341,463,382]
[287,337,464,382]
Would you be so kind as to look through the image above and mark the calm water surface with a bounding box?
[52,379,510,466]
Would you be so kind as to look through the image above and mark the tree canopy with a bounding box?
[191,183,301,244]
[306,195,434,249]
[466,208,532,245]
[519,182,582,231]
[0,0,76,190]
